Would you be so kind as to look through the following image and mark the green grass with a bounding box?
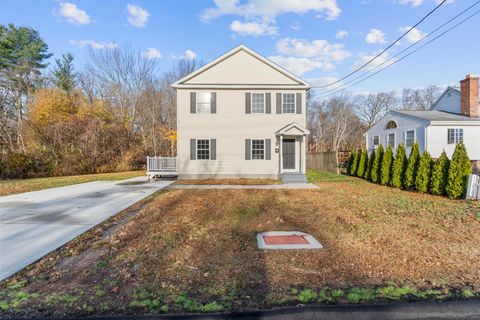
[307,169,350,183]
[0,171,144,196]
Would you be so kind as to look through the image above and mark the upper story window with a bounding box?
[282,93,296,114]
[448,128,463,144]
[386,120,397,129]
[373,136,379,149]
[196,139,210,160]
[251,139,265,160]
[196,92,211,114]
[387,133,395,148]
[405,130,415,147]
[251,93,265,114]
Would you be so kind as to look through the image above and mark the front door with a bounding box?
[282,139,296,170]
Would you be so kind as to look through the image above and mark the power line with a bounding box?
[313,0,480,95]
[315,7,480,99]
[314,0,448,88]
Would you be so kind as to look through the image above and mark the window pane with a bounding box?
[282,93,295,113]
[196,139,210,160]
[388,134,395,147]
[406,130,414,147]
[251,139,265,160]
[251,93,265,113]
[196,93,211,113]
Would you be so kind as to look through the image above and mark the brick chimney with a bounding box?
[460,74,479,118]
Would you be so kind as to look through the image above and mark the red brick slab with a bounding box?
[263,235,309,245]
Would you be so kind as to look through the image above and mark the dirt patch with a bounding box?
[174,178,281,185]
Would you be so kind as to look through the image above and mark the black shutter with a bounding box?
[265,93,271,114]
[296,93,302,114]
[276,93,282,114]
[211,92,216,114]
[190,92,196,113]
[265,139,271,160]
[210,139,216,160]
[190,139,196,160]
[245,139,251,160]
[245,93,251,114]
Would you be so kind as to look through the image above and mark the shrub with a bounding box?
[430,151,450,195]
[380,146,394,185]
[390,144,407,188]
[415,151,433,193]
[446,143,472,199]
[365,150,376,180]
[370,145,384,183]
[346,152,355,175]
[403,143,420,189]
[350,149,360,176]
[356,150,368,178]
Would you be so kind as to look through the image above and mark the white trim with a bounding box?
[275,122,310,135]
[251,138,266,160]
[256,231,323,250]
[281,137,298,172]
[281,93,296,114]
[405,129,415,147]
[250,92,266,114]
[195,138,211,160]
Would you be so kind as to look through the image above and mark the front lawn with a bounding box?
[174,178,281,185]
[1,171,479,317]
[0,171,145,196]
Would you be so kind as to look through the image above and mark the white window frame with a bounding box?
[282,93,296,114]
[251,93,265,114]
[373,136,380,149]
[387,133,396,148]
[447,128,463,145]
[196,139,211,160]
[196,92,211,114]
[251,139,265,160]
[405,130,415,147]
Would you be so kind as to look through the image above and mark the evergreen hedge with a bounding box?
[350,149,360,176]
[370,145,383,183]
[380,146,394,185]
[446,143,472,199]
[415,151,432,193]
[366,149,376,180]
[391,144,407,188]
[357,150,368,178]
[403,143,420,190]
[346,152,354,175]
[429,151,449,195]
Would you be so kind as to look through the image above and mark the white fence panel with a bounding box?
[147,156,177,174]
[466,174,479,200]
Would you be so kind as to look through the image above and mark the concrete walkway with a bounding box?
[0,177,172,281]
[169,183,319,189]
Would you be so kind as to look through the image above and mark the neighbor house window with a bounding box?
[405,130,415,147]
[282,93,296,114]
[386,120,397,129]
[251,139,265,160]
[448,128,463,144]
[196,92,211,113]
[196,139,210,159]
[373,136,379,149]
[251,93,265,113]
[387,133,395,148]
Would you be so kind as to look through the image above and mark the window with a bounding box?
[251,139,265,160]
[196,139,210,159]
[387,133,395,148]
[196,92,211,113]
[282,93,295,114]
[251,93,265,113]
[373,136,379,149]
[386,120,398,129]
[405,130,415,147]
[448,128,463,144]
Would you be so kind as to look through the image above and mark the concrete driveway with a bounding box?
[0,177,172,281]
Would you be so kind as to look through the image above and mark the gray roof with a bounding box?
[394,110,480,122]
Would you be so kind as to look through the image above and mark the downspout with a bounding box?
[424,125,429,154]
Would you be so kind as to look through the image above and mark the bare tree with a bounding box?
[355,91,397,128]
[402,86,442,111]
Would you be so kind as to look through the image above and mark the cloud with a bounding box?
[184,50,197,60]
[365,28,386,44]
[399,26,427,43]
[290,22,301,31]
[335,30,349,39]
[352,51,395,71]
[307,76,340,90]
[58,2,91,25]
[69,40,118,49]
[397,0,454,7]
[230,20,277,36]
[276,37,351,60]
[127,4,149,28]
[142,48,161,59]
[269,56,332,75]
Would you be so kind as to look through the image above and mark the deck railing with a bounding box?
[147,156,177,173]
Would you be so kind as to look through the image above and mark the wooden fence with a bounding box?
[307,151,351,174]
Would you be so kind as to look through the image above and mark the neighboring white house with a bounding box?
[169,45,311,181]
[365,74,480,171]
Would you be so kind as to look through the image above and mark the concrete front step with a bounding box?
[281,173,308,184]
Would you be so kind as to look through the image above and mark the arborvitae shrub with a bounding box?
[429,151,450,195]
[357,150,368,178]
[380,145,394,185]
[366,149,376,180]
[446,143,472,199]
[390,144,407,188]
[415,151,432,193]
[350,149,360,176]
[370,145,383,183]
[346,152,354,175]
[403,143,420,189]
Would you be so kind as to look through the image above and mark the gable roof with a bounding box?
[393,110,480,122]
[275,122,310,135]
[172,45,311,89]
[431,86,460,110]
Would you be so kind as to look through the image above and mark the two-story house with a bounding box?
[170,45,311,182]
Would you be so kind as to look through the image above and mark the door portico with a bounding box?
[276,122,309,174]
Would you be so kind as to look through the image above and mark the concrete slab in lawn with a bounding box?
[0,177,172,281]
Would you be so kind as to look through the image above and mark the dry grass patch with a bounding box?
[174,178,280,185]
[1,174,480,317]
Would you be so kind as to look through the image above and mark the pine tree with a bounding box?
[51,52,77,92]
[366,149,376,180]
[403,143,420,189]
[429,151,450,195]
[371,145,384,183]
[446,143,472,199]
[350,149,360,176]
[415,151,432,193]
[346,152,354,175]
[380,145,394,185]
[357,150,368,178]
[390,144,407,188]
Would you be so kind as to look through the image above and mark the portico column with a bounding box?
[279,134,283,174]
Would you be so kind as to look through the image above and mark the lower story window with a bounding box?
[251,139,265,160]
[448,128,463,144]
[373,136,379,149]
[197,139,210,159]
[387,133,395,148]
[406,130,415,147]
